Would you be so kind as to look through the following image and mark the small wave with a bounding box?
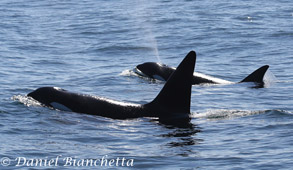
[264,109,293,116]
[192,109,293,120]
[277,80,293,84]
[270,31,293,38]
[11,95,42,107]
[192,109,265,120]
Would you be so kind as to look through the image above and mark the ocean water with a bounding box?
[1,0,292,169]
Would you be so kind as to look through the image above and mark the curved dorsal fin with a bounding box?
[240,65,269,83]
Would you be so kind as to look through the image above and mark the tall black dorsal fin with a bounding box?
[240,65,269,83]
[145,51,196,117]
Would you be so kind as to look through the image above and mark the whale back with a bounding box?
[27,51,196,121]
[135,62,175,81]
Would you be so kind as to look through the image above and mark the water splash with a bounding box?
[119,69,136,76]
[263,69,278,86]
[192,109,265,120]
[12,95,41,107]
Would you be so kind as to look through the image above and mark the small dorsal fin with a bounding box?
[240,65,269,83]
[145,51,196,118]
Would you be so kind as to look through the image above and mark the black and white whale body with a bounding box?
[28,51,196,122]
[134,62,269,86]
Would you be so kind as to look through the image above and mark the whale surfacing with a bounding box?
[134,61,269,86]
[28,51,196,122]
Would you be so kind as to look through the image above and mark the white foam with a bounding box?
[192,109,264,120]
[119,69,137,76]
[12,95,42,107]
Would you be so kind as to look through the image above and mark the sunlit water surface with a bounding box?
[0,0,292,169]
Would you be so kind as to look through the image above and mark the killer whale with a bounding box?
[134,62,269,86]
[28,51,196,122]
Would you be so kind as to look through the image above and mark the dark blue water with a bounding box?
[1,0,292,169]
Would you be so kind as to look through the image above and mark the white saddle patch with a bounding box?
[50,102,72,112]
